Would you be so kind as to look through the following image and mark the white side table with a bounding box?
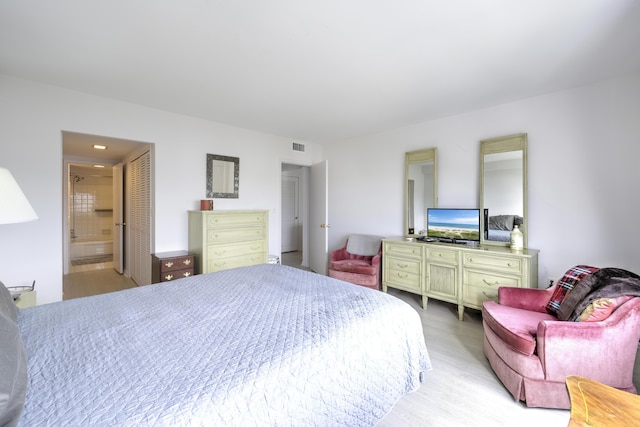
[14,290,37,308]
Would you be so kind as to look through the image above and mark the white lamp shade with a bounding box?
[0,167,38,224]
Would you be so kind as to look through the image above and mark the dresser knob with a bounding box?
[165,261,174,268]
[183,272,191,277]
[183,259,191,265]
[165,274,174,281]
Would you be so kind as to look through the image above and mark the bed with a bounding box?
[1,264,431,426]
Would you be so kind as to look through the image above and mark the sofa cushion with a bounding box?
[483,300,556,356]
[545,265,600,315]
[328,259,376,275]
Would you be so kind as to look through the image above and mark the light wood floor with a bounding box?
[63,263,137,300]
[61,264,640,426]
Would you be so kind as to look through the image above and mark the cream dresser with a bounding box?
[382,238,538,320]
[188,210,268,274]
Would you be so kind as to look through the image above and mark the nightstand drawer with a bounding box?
[159,268,194,282]
[158,255,194,272]
[463,253,523,274]
[152,251,196,284]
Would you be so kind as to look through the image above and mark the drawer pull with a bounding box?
[438,254,443,257]
[251,246,260,250]
[507,262,513,267]
[482,279,500,286]
[214,250,226,256]
[183,259,191,265]
[396,263,409,269]
[183,272,191,277]
[164,261,174,268]
[164,274,174,281]
[482,291,498,299]
[396,272,409,279]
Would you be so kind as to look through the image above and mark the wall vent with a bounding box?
[292,142,305,152]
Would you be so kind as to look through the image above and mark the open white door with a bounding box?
[281,175,299,253]
[112,163,124,274]
[309,160,328,275]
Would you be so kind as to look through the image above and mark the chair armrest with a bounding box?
[371,253,381,267]
[537,298,640,384]
[330,246,349,261]
[498,286,555,313]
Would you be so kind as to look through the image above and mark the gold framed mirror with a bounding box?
[480,133,527,247]
[405,148,437,237]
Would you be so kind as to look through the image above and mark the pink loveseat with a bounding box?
[482,267,640,409]
[328,234,383,290]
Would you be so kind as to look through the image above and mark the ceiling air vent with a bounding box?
[292,142,305,152]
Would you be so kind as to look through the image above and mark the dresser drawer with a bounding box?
[208,240,266,259]
[463,269,521,290]
[385,255,421,275]
[384,269,422,293]
[207,227,266,244]
[383,242,422,260]
[463,283,500,308]
[207,252,267,272]
[207,212,266,228]
[463,253,523,274]
[427,247,459,265]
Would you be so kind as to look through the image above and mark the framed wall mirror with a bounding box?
[206,153,239,198]
[405,148,438,237]
[480,133,527,247]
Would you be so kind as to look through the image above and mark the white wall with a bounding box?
[326,72,640,286]
[0,75,323,304]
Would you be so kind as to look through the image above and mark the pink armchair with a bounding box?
[328,234,383,290]
[482,276,640,409]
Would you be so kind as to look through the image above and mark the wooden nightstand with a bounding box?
[152,251,195,284]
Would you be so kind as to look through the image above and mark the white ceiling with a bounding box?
[2,1,639,143]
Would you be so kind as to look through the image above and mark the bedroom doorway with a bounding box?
[281,163,309,270]
[62,131,154,289]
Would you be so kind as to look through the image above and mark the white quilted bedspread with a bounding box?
[17,264,431,426]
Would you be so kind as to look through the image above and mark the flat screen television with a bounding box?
[427,208,481,243]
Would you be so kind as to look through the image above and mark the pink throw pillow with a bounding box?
[577,295,634,322]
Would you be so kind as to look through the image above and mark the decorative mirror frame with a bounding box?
[479,133,528,247]
[206,153,239,198]
[405,147,438,237]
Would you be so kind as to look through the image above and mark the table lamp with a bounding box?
[0,167,38,224]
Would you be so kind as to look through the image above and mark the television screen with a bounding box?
[427,208,481,242]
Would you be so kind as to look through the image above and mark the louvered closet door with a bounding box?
[128,151,152,285]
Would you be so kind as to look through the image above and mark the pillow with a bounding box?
[0,280,19,323]
[545,265,600,316]
[488,215,515,231]
[577,295,635,322]
[0,312,28,427]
